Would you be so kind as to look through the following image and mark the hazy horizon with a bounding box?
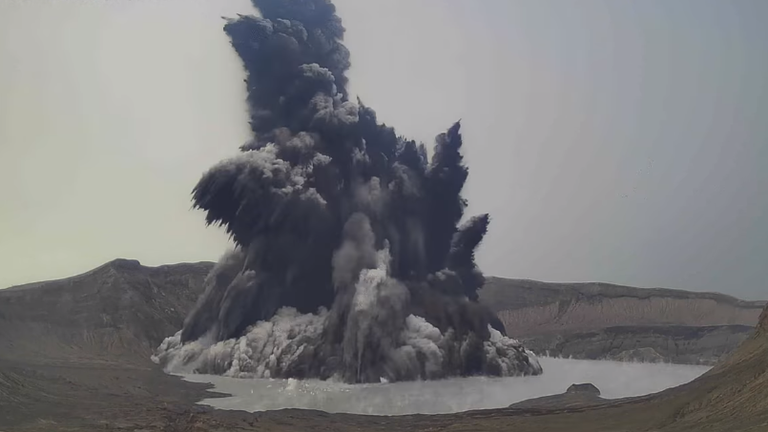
[1,0,767,300]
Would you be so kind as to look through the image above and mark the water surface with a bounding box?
[180,357,710,415]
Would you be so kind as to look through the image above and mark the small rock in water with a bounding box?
[566,383,601,396]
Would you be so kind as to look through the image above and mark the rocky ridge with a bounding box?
[480,277,765,363]
[3,260,762,366]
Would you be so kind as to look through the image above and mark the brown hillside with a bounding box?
[0,259,212,365]
[481,277,765,338]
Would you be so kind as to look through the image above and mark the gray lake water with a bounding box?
[180,357,710,415]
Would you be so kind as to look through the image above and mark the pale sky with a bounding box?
[1,0,766,300]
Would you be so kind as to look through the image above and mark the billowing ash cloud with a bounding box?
[153,0,542,383]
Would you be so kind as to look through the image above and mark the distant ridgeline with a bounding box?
[2,259,762,368]
[480,277,765,364]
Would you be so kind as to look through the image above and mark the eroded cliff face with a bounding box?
[479,277,765,364]
[496,297,761,338]
[481,277,764,338]
[521,325,754,365]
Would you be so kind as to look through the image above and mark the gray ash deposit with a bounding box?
[153,0,541,384]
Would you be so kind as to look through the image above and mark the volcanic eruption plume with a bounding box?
[153,0,542,383]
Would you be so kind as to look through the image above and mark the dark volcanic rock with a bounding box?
[567,383,601,396]
[509,383,606,410]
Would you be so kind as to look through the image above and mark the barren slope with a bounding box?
[0,260,767,431]
[0,259,213,365]
[481,277,765,338]
[523,324,754,365]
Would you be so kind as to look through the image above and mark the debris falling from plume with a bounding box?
[153,0,542,383]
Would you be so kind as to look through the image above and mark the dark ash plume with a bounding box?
[153,0,542,383]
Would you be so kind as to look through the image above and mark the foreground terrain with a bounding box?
[1,259,767,431]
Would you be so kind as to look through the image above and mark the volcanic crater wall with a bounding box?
[482,277,764,338]
[480,277,765,364]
